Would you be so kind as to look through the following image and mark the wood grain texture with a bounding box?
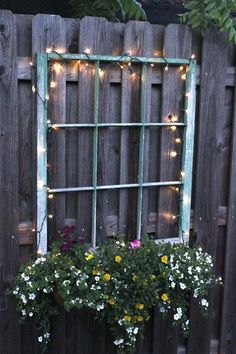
[32,13,67,354]
[187,27,228,354]
[0,10,20,353]
[220,58,236,354]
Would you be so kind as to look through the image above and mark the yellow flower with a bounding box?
[124,315,132,322]
[85,253,94,261]
[133,275,138,281]
[135,303,144,310]
[136,316,144,322]
[92,269,99,275]
[161,293,169,302]
[103,273,111,281]
[108,298,116,305]
[161,255,168,264]
[150,275,156,280]
[115,255,122,263]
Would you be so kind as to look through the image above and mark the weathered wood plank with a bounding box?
[0,9,20,353]
[154,23,192,354]
[32,13,67,354]
[187,27,228,354]
[220,54,236,354]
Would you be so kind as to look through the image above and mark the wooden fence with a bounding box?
[0,9,236,354]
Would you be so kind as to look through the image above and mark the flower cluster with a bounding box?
[9,230,221,354]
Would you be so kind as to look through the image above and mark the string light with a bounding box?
[171,115,178,122]
[176,138,182,144]
[179,66,184,71]
[32,85,36,93]
[47,119,51,124]
[181,74,186,80]
[48,194,54,199]
[50,80,57,88]
[48,214,53,219]
[191,54,195,59]
[186,92,191,98]
[53,62,62,74]
[185,109,190,114]
[170,151,177,157]
[84,48,91,54]
[30,61,34,67]
[85,62,89,67]
[37,250,43,255]
[165,64,169,71]
[32,228,36,232]
[181,171,185,178]
[46,94,49,100]
[151,63,154,67]
[170,126,177,131]
[99,68,105,77]
[131,72,136,78]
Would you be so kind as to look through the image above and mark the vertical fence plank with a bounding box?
[32,13,67,354]
[118,21,152,238]
[219,57,236,354]
[154,24,192,354]
[157,24,192,239]
[0,10,20,354]
[187,28,228,354]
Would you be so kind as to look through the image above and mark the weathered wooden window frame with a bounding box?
[36,52,197,254]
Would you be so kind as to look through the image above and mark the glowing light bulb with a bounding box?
[46,47,52,53]
[48,214,53,219]
[45,94,49,100]
[30,61,34,66]
[165,65,169,71]
[99,68,104,77]
[181,74,186,80]
[50,80,56,88]
[191,54,195,59]
[170,151,177,157]
[48,194,54,199]
[181,171,185,178]
[172,215,177,220]
[151,63,154,67]
[53,63,62,74]
[47,119,51,124]
[131,72,136,78]
[84,48,91,54]
[32,228,36,232]
[171,115,178,122]
[170,126,177,131]
[32,85,36,93]
[179,66,184,71]
[85,62,89,67]
[176,138,182,144]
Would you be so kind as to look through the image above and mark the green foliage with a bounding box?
[180,0,236,44]
[70,0,146,21]
[8,227,221,353]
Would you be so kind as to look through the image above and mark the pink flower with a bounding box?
[130,240,141,250]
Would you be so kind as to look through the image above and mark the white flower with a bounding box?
[201,299,209,307]
[95,276,100,282]
[63,280,70,286]
[188,266,192,275]
[21,310,26,316]
[171,282,176,289]
[54,272,59,279]
[29,312,33,317]
[177,307,182,315]
[13,289,18,295]
[76,280,80,286]
[43,288,47,293]
[29,293,36,300]
[133,328,139,335]
[174,313,181,321]
[196,266,201,273]
[180,283,186,290]
[44,333,50,339]
[114,339,124,346]
[38,336,43,342]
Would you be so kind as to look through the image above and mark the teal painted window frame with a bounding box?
[36,53,197,254]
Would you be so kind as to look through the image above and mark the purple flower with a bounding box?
[130,240,141,250]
